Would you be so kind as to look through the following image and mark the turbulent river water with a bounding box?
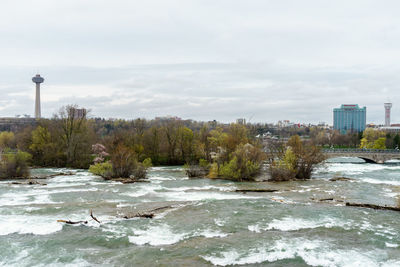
[0,159,400,266]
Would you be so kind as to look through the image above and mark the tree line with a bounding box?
[1,104,398,181]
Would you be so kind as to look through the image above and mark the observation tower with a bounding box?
[32,74,44,119]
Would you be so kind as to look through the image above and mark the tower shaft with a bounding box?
[32,74,44,119]
[35,83,41,119]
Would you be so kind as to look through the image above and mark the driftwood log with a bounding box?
[120,205,174,219]
[58,210,101,225]
[330,177,354,182]
[319,198,334,201]
[122,213,154,219]
[345,202,400,212]
[57,220,88,225]
[235,189,279,193]
[10,180,47,186]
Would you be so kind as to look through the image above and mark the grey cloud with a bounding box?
[1,1,400,124]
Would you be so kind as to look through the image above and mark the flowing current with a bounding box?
[0,160,399,266]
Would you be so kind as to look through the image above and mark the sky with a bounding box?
[1,0,400,124]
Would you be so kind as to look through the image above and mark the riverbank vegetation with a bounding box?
[2,103,398,181]
[2,106,267,180]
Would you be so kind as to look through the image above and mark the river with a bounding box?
[0,160,399,266]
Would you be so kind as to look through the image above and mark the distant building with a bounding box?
[155,115,182,121]
[0,117,36,131]
[379,126,400,133]
[384,103,392,127]
[68,107,87,119]
[236,118,246,125]
[277,120,297,128]
[333,104,366,133]
[207,120,218,128]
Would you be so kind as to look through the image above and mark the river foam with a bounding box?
[128,223,228,246]
[248,216,350,232]
[316,163,400,176]
[0,215,62,235]
[201,238,386,266]
[129,224,187,246]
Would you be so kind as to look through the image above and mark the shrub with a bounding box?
[268,135,325,181]
[184,159,210,178]
[89,161,113,178]
[218,144,264,181]
[208,163,219,179]
[133,158,152,180]
[111,144,137,178]
[0,132,16,150]
[89,157,152,180]
[269,147,297,181]
[0,151,32,178]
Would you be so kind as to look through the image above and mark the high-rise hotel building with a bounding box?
[333,104,366,133]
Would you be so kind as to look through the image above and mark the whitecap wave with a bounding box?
[129,224,187,246]
[362,178,400,186]
[316,163,400,176]
[0,193,59,206]
[195,229,228,238]
[201,238,384,266]
[248,216,351,233]
[385,242,399,248]
[0,215,62,235]
[128,223,228,246]
[121,184,163,198]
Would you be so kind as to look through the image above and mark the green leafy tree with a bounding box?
[0,132,16,150]
[359,129,386,149]
[268,135,325,181]
[0,151,32,178]
[218,143,264,181]
[29,126,57,166]
[178,127,194,163]
[373,137,386,149]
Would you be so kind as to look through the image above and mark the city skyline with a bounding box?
[1,1,400,123]
[1,69,398,125]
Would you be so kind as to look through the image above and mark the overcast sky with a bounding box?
[1,0,400,124]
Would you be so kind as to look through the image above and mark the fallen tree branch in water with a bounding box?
[345,202,400,212]
[90,210,101,224]
[319,198,334,201]
[121,213,154,219]
[329,177,354,182]
[235,189,279,193]
[10,180,47,186]
[120,205,175,219]
[57,220,88,225]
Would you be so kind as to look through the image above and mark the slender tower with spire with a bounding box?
[32,74,44,119]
